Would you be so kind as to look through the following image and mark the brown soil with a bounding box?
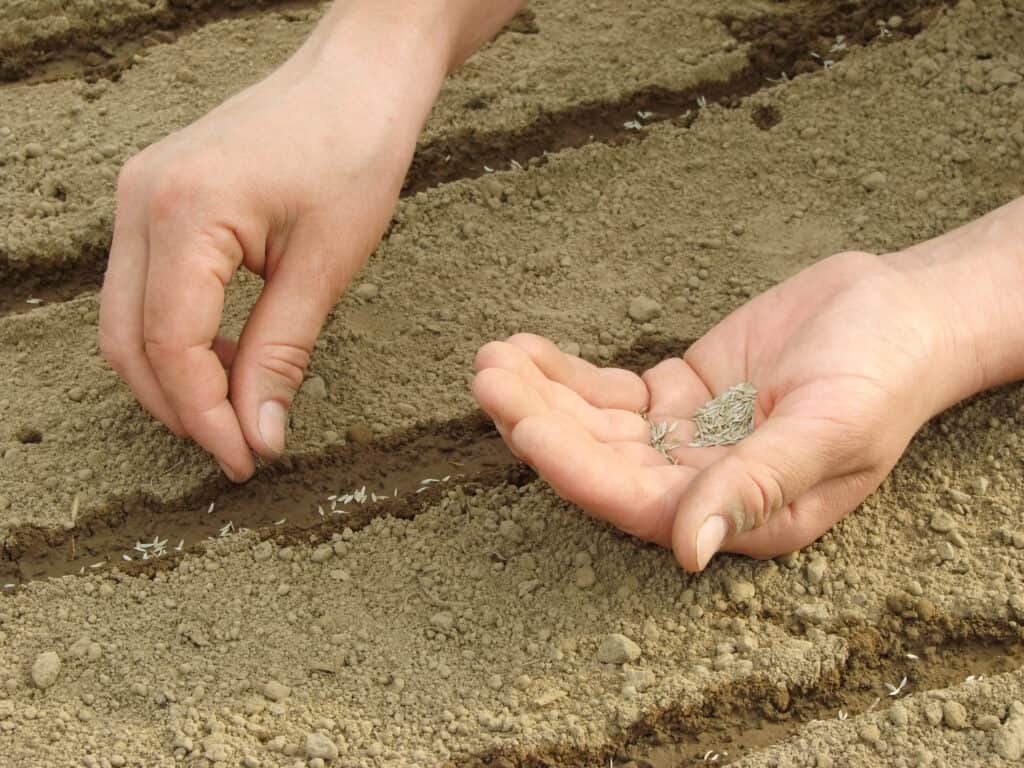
[1,0,1024,766]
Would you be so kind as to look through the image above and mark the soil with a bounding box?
[1,0,1023,766]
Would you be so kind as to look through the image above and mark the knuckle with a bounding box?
[258,343,310,391]
[147,166,201,224]
[730,455,787,532]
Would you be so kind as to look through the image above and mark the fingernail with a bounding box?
[696,515,730,571]
[258,400,287,456]
[217,459,239,483]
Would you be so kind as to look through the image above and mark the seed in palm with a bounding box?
[646,416,680,463]
[689,382,757,447]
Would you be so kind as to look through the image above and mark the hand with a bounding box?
[98,14,447,480]
[472,250,966,571]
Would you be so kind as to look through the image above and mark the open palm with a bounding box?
[473,251,953,571]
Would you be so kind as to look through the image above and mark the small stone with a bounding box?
[916,597,937,621]
[300,376,328,400]
[942,701,968,729]
[1012,531,1024,550]
[24,143,45,159]
[727,579,756,604]
[969,476,990,495]
[498,519,523,543]
[305,733,338,761]
[353,282,379,300]
[574,565,596,589]
[949,489,971,504]
[261,680,290,702]
[345,423,373,445]
[16,427,42,444]
[430,611,455,631]
[990,68,1023,88]
[929,511,956,533]
[253,541,274,562]
[175,66,198,84]
[627,296,662,323]
[242,756,261,768]
[889,703,909,727]
[31,651,61,689]
[310,544,334,563]
[936,541,955,561]
[487,674,503,690]
[806,556,827,585]
[858,723,881,744]
[976,714,1001,731]
[596,634,641,665]
[67,387,84,402]
[860,171,887,191]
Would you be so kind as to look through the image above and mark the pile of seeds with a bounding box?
[689,382,758,447]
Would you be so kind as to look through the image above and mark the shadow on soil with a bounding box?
[0,0,949,316]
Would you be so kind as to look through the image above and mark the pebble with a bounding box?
[969,476,989,495]
[860,171,887,191]
[345,423,373,445]
[498,519,524,543]
[261,680,290,702]
[67,387,84,402]
[430,611,455,631]
[16,427,42,444]
[300,376,328,400]
[727,579,756,604]
[304,733,338,761]
[353,282,379,300]
[990,68,1023,88]
[942,701,968,729]
[949,489,971,504]
[627,296,662,323]
[175,66,198,84]
[858,723,880,744]
[24,143,45,159]
[889,703,909,727]
[252,541,275,562]
[596,633,641,665]
[574,565,596,589]
[310,544,334,563]
[31,651,61,689]
[806,556,827,585]
[936,541,956,561]
[929,511,956,533]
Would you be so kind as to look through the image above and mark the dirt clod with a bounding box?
[596,634,642,665]
[30,651,60,689]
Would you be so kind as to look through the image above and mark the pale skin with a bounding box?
[99,0,1024,572]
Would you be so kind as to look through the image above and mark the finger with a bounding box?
[726,467,882,559]
[510,413,695,545]
[641,357,713,420]
[229,234,340,461]
[671,413,864,572]
[143,225,255,481]
[504,333,650,411]
[473,366,648,444]
[98,200,185,436]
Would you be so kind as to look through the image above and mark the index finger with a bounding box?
[143,223,255,480]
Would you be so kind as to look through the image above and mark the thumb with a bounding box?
[672,414,855,572]
[230,248,340,460]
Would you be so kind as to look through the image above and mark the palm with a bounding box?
[473,252,944,569]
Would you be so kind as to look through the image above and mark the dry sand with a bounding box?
[1,0,1023,765]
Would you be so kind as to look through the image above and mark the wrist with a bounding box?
[287,1,454,129]
[886,197,1024,411]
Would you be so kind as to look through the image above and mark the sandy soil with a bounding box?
[1,0,1023,765]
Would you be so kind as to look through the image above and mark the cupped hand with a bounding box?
[473,251,960,571]
[98,30,445,480]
